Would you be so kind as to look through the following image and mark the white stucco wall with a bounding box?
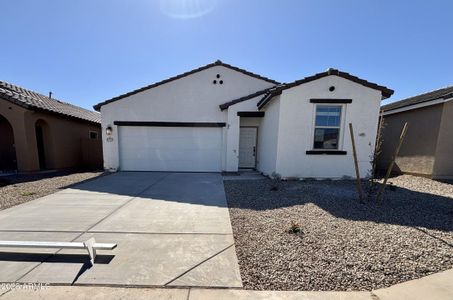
[256,96,280,176]
[225,96,265,171]
[270,76,382,179]
[100,66,384,177]
[100,65,274,171]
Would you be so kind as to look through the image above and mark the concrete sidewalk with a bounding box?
[0,172,241,288]
[2,266,453,300]
[1,269,452,299]
[373,267,453,300]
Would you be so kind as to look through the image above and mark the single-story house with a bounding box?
[0,81,103,172]
[378,86,453,179]
[94,60,393,179]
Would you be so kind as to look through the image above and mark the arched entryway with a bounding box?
[0,114,17,171]
[35,119,49,170]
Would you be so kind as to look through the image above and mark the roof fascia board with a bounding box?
[382,97,452,116]
[257,90,282,110]
[219,88,271,111]
[94,61,279,111]
[277,71,393,99]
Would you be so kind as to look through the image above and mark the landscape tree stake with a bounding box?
[377,122,409,201]
[348,123,364,202]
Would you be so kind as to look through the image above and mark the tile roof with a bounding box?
[382,85,453,112]
[257,68,394,109]
[0,81,100,124]
[93,60,280,111]
[220,68,393,110]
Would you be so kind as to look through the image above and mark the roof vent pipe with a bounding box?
[49,91,52,99]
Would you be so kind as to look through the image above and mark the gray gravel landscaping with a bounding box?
[0,171,103,211]
[224,175,453,291]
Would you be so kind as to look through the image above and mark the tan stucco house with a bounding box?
[0,81,103,172]
[379,85,453,179]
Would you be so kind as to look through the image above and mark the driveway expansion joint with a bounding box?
[0,172,242,288]
[370,291,381,300]
[12,173,172,284]
[164,244,235,286]
[80,173,172,230]
[0,289,12,298]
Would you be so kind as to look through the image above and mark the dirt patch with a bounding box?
[0,171,103,211]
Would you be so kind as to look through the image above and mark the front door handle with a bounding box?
[253,146,256,156]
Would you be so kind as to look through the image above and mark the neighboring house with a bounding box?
[94,60,393,179]
[379,86,453,179]
[0,81,103,172]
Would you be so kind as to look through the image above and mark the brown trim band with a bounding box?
[306,150,347,155]
[310,99,352,104]
[113,121,226,127]
[237,111,265,117]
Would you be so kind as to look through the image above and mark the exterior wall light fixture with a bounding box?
[106,125,113,136]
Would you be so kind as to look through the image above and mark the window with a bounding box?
[313,105,342,149]
[89,131,98,140]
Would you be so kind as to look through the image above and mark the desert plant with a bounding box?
[288,220,301,234]
[20,191,36,196]
[366,111,387,198]
[270,172,281,191]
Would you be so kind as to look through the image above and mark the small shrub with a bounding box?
[366,113,387,198]
[20,191,36,196]
[288,220,301,234]
[270,172,282,191]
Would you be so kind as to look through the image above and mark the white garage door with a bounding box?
[118,126,223,172]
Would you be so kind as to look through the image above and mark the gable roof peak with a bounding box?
[256,68,393,109]
[94,60,279,111]
[326,68,338,75]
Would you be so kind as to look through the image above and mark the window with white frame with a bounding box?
[313,105,342,149]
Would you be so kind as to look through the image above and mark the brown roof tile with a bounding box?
[0,81,100,124]
[257,68,394,109]
[382,85,453,112]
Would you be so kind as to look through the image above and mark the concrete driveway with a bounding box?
[0,172,242,287]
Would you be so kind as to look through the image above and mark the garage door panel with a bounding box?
[118,127,222,172]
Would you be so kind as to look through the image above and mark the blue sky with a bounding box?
[1,0,452,110]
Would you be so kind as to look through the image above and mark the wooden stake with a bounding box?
[348,123,364,202]
[377,122,409,201]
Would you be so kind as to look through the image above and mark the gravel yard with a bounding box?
[0,171,103,211]
[224,175,453,291]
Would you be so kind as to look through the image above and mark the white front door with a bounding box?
[239,127,257,168]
